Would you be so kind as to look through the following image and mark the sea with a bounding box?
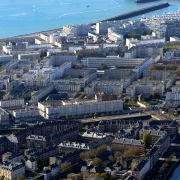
[0,0,180,38]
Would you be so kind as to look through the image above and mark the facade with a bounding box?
[132,160,150,180]
[82,57,144,68]
[38,99,123,119]
[0,108,9,125]
[112,138,145,154]
[31,84,54,104]
[0,99,24,108]
[0,162,25,180]
[98,119,142,133]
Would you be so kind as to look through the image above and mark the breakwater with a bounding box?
[98,2,170,22]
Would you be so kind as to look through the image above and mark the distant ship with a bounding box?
[135,0,160,3]
[87,5,90,7]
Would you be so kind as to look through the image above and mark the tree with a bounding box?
[84,125,89,129]
[153,89,157,98]
[90,123,95,128]
[0,176,5,180]
[17,174,26,180]
[123,147,140,159]
[60,162,72,172]
[77,173,82,178]
[100,63,108,70]
[63,46,68,50]
[143,132,151,149]
[83,174,88,179]
[94,173,101,177]
[122,41,126,46]
[91,158,102,166]
[89,174,94,177]
[66,114,71,119]
[100,173,109,180]
[108,155,115,162]
[80,152,86,161]
[114,152,122,159]
[97,144,107,153]
[151,74,156,80]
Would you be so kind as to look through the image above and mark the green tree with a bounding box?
[17,174,26,180]
[91,158,102,166]
[143,132,151,149]
[60,162,72,172]
[100,63,108,70]
[66,114,71,119]
[151,74,156,80]
[0,176,5,180]
[122,41,126,46]
[152,90,157,98]
[63,46,68,50]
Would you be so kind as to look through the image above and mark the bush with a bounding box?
[91,158,102,166]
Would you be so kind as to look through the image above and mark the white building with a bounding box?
[166,92,180,101]
[0,99,24,108]
[82,56,145,68]
[22,72,36,80]
[38,99,123,119]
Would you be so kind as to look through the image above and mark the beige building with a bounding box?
[0,162,25,180]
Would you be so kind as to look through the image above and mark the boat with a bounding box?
[87,5,89,7]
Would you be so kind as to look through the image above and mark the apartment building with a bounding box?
[0,99,24,108]
[147,120,178,136]
[0,162,25,180]
[126,84,164,98]
[31,84,54,104]
[112,138,145,154]
[58,136,113,153]
[38,99,123,119]
[132,160,150,180]
[98,119,142,133]
[13,108,40,122]
[0,108,9,125]
[18,52,40,60]
[82,57,144,68]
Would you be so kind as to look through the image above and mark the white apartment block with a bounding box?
[38,100,123,119]
[63,24,90,36]
[0,108,9,125]
[143,70,172,80]
[18,52,40,60]
[31,84,54,104]
[0,99,24,108]
[10,69,23,77]
[22,72,36,80]
[0,162,25,180]
[17,77,50,87]
[54,82,81,92]
[126,84,164,98]
[13,108,40,122]
[172,86,180,93]
[58,62,71,77]
[0,55,13,62]
[166,92,180,101]
[133,56,160,78]
[108,29,123,44]
[82,57,144,68]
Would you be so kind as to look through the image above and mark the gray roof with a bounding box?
[113,138,144,146]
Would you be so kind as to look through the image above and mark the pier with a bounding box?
[97,2,170,22]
